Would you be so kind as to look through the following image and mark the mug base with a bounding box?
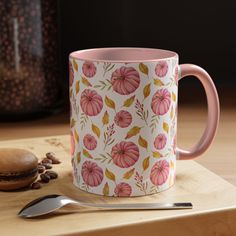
[73,178,175,197]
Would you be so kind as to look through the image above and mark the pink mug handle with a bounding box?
[177,64,220,160]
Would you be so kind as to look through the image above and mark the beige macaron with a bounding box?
[0,148,38,191]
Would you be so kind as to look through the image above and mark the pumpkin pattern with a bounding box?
[82,61,97,78]
[111,66,140,95]
[155,61,168,77]
[150,160,170,186]
[114,110,132,128]
[154,133,167,150]
[151,88,171,115]
[80,89,103,116]
[83,134,97,150]
[81,161,104,187]
[114,182,132,197]
[111,141,139,168]
[70,56,178,196]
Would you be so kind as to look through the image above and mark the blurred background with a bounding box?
[1,0,235,118]
[0,0,235,137]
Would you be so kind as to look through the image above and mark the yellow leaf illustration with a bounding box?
[143,83,151,99]
[73,59,78,71]
[170,106,174,120]
[172,92,176,102]
[170,160,175,169]
[74,130,79,143]
[142,156,150,171]
[105,168,116,181]
[103,182,109,196]
[163,122,169,133]
[105,96,116,110]
[138,135,148,149]
[123,168,135,179]
[70,118,76,127]
[75,80,80,94]
[92,123,100,138]
[154,78,164,86]
[77,152,81,164]
[125,126,141,139]
[153,151,162,158]
[123,95,135,107]
[139,63,149,75]
[83,149,93,159]
[102,111,109,126]
[81,76,92,87]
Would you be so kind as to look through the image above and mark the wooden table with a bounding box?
[1,135,236,235]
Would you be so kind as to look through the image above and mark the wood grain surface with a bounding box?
[0,135,236,236]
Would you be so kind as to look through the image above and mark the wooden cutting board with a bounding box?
[0,135,236,236]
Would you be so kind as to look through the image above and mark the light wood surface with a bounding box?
[0,135,236,235]
[0,105,235,186]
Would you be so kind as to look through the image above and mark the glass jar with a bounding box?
[0,0,61,119]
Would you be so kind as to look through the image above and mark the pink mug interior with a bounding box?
[70,47,178,62]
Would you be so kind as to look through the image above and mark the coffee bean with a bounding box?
[31,182,41,189]
[42,158,52,164]
[45,170,58,179]
[42,163,52,169]
[37,164,46,173]
[46,152,61,164]
[46,152,55,159]
[51,159,61,164]
[40,173,50,183]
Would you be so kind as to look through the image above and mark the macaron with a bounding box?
[0,148,38,191]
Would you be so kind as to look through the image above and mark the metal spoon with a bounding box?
[18,194,193,218]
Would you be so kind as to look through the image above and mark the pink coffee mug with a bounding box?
[69,48,220,197]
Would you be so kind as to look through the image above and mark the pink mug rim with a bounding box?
[69,47,178,63]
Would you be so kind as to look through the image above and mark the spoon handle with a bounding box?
[77,201,193,210]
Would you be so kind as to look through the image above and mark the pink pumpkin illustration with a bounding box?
[81,161,104,187]
[151,88,171,115]
[154,133,167,150]
[82,61,97,78]
[69,61,74,86]
[155,61,168,77]
[114,110,132,128]
[70,131,75,156]
[83,134,97,150]
[111,141,139,168]
[150,160,170,186]
[111,66,140,95]
[114,182,132,197]
[80,89,103,116]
